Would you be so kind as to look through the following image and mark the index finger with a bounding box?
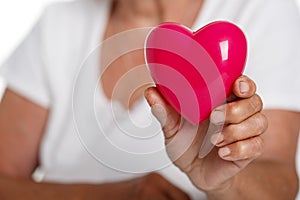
[144,87,181,139]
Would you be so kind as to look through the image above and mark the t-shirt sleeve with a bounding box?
[0,11,51,108]
[244,0,300,112]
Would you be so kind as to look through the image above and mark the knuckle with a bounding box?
[226,124,245,142]
[232,137,264,159]
[250,94,263,112]
[228,103,241,121]
[252,137,264,156]
[235,122,247,135]
[235,142,247,156]
[256,95,263,109]
[261,114,268,131]
[254,113,268,133]
[252,80,257,92]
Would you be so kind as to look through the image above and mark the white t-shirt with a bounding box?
[1,0,300,199]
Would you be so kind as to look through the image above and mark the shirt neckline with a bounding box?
[90,0,211,114]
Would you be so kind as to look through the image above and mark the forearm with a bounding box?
[0,174,122,200]
[206,160,299,200]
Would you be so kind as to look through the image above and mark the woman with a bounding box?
[0,0,299,199]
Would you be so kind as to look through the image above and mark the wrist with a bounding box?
[205,177,236,200]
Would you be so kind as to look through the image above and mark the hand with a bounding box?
[110,173,190,200]
[145,76,268,193]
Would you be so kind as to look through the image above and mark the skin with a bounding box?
[101,0,204,108]
[0,0,299,199]
[145,76,300,199]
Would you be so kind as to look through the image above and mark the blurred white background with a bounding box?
[0,0,300,64]
[0,0,64,65]
[0,0,300,198]
[0,0,64,96]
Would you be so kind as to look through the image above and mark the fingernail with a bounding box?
[151,104,167,125]
[210,110,225,124]
[219,147,230,157]
[239,81,249,93]
[210,133,224,145]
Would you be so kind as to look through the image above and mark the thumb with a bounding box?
[145,87,181,139]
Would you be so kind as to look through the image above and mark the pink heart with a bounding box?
[145,21,247,124]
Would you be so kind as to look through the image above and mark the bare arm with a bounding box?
[0,89,189,200]
[0,89,48,178]
[0,89,87,199]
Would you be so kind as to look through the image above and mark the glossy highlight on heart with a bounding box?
[145,21,247,124]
